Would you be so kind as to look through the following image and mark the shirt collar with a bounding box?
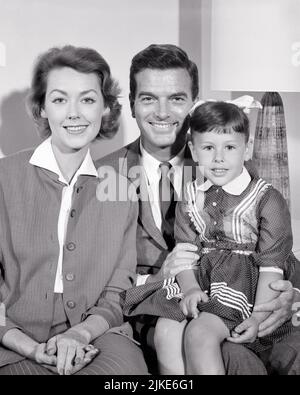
[140,141,161,184]
[140,140,185,184]
[197,166,251,196]
[169,145,185,168]
[29,137,98,184]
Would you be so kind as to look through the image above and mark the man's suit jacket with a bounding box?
[96,138,198,276]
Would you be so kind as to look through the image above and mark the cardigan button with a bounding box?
[66,273,75,281]
[66,242,76,251]
[70,209,76,218]
[67,301,76,309]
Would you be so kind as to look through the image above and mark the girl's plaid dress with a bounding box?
[123,168,297,352]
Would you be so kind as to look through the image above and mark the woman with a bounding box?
[0,45,148,375]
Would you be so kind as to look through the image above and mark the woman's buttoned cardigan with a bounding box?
[0,149,137,366]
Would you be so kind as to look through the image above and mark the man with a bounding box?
[97,44,300,375]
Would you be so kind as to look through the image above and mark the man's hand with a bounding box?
[253,280,297,337]
[150,243,199,283]
[227,316,259,344]
[180,287,208,319]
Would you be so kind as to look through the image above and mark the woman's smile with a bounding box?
[63,125,89,134]
[41,67,105,153]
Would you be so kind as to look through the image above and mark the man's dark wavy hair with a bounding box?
[129,44,199,110]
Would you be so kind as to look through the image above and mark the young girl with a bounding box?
[123,101,296,374]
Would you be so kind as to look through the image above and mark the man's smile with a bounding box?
[148,121,179,131]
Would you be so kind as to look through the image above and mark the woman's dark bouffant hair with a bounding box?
[27,45,122,140]
[190,101,250,143]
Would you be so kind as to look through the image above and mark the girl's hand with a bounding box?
[180,288,208,319]
[227,316,259,344]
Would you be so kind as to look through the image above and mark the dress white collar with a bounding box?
[197,166,251,196]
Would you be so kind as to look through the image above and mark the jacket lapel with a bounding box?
[122,139,168,249]
[121,139,199,250]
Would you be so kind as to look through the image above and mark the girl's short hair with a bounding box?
[27,45,121,140]
[190,101,249,142]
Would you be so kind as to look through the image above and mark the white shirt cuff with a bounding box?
[259,267,283,275]
[136,274,150,286]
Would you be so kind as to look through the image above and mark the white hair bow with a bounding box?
[189,95,262,116]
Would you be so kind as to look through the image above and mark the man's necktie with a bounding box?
[159,162,176,250]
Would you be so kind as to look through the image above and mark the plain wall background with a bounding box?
[0,0,179,158]
[0,0,299,253]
